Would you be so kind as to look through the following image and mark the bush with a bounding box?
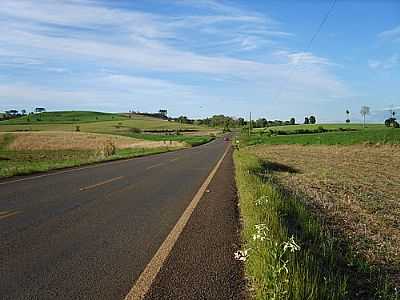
[394,121,400,128]
[75,125,80,132]
[96,140,116,158]
[129,127,142,133]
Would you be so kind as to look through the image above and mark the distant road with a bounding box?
[0,137,244,299]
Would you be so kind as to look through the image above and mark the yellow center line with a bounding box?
[79,176,124,192]
[146,163,164,170]
[0,210,21,221]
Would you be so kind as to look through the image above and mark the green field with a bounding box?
[0,111,127,124]
[244,124,400,146]
[0,111,216,145]
[0,111,203,131]
[0,147,176,178]
[0,111,215,178]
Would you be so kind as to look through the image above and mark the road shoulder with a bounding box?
[144,148,247,299]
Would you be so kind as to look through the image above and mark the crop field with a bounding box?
[0,131,184,178]
[234,127,400,299]
[0,111,217,178]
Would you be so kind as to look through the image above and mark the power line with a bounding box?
[272,0,337,106]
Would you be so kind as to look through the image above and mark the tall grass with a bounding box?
[234,150,350,299]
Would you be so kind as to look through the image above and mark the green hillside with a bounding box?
[0,111,127,124]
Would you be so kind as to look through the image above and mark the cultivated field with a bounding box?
[0,131,185,178]
[234,126,400,299]
[0,111,218,178]
[4,132,184,151]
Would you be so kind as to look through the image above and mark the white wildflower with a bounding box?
[283,235,301,253]
[234,249,250,261]
[252,224,269,242]
[255,195,269,206]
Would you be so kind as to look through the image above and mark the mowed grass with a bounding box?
[0,147,175,178]
[245,124,400,145]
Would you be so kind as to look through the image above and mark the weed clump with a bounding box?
[96,140,116,158]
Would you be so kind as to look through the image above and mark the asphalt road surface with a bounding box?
[0,137,245,300]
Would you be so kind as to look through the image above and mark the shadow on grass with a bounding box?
[261,161,299,173]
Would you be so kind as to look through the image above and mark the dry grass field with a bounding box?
[247,144,400,289]
[3,131,184,151]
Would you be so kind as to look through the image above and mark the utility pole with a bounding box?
[249,112,252,136]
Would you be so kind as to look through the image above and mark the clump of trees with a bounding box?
[385,110,399,128]
[0,107,46,121]
[304,115,316,124]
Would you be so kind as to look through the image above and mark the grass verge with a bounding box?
[233,150,398,299]
[0,147,177,179]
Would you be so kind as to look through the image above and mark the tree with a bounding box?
[360,106,370,128]
[237,117,245,126]
[346,109,350,123]
[255,118,267,128]
[309,115,316,124]
[304,117,310,124]
[35,107,46,113]
[290,117,295,125]
[21,109,27,115]
[5,110,18,116]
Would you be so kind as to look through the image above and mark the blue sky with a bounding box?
[0,0,399,122]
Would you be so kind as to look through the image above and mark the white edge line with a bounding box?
[124,145,230,300]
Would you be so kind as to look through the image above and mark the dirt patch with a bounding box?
[2,131,185,151]
[248,144,400,286]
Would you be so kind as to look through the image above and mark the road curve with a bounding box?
[0,138,237,299]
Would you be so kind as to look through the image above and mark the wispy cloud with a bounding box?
[0,0,350,117]
[368,54,399,70]
[378,25,400,42]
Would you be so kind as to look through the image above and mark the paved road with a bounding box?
[0,138,244,299]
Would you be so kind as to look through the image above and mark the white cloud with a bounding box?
[368,54,399,70]
[0,0,350,118]
[379,25,400,42]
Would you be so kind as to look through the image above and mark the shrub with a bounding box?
[96,140,116,158]
[75,125,80,132]
[394,121,400,128]
[129,127,142,133]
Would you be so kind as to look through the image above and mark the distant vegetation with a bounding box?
[1,111,127,124]
[243,124,400,146]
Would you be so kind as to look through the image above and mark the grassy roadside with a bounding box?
[233,150,398,299]
[0,147,179,179]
